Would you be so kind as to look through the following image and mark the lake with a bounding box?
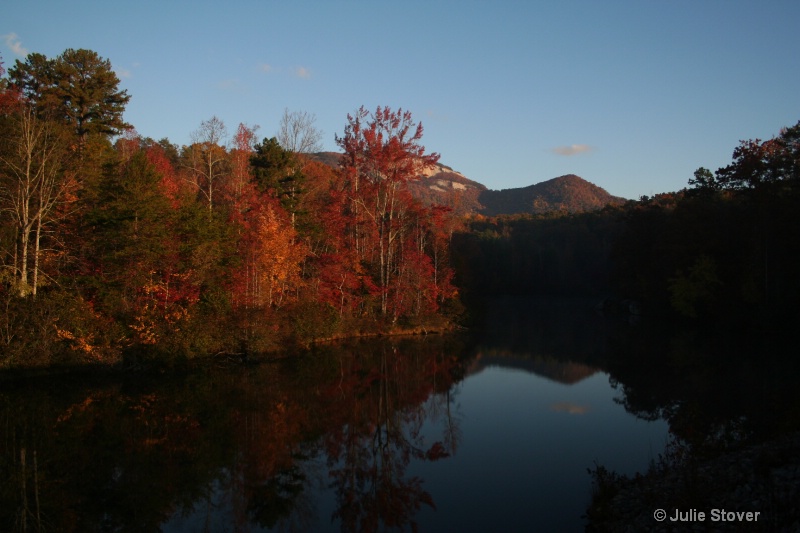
[7,297,792,532]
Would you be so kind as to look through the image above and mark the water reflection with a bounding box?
[550,401,590,415]
[6,297,790,531]
[319,344,460,532]
[603,325,800,454]
[467,353,599,385]
[0,336,467,533]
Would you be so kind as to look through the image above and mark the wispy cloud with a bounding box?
[293,66,311,79]
[552,144,594,156]
[256,63,310,79]
[2,32,29,57]
[217,78,243,91]
[116,67,132,79]
[426,109,450,122]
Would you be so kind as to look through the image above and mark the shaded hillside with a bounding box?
[478,174,625,216]
[306,151,342,168]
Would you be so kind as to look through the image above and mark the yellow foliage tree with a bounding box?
[252,204,306,308]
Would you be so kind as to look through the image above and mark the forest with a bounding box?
[2,48,799,372]
[0,49,460,370]
[454,120,800,336]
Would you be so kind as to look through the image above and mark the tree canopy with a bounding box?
[8,48,131,139]
[709,120,800,191]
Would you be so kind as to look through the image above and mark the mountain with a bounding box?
[306,153,624,216]
[477,174,626,216]
[465,352,599,385]
[305,151,342,169]
[306,152,487,215]
[405,162,486,215]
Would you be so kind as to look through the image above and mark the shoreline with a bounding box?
[0,321,464,381]
[586,432,800,532]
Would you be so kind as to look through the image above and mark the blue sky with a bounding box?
[4,1,799,199]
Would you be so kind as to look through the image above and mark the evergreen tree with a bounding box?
[9,48,131,140]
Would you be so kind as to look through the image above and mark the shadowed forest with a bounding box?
[2,48,800,372]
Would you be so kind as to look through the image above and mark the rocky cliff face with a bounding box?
[307,153,625,216]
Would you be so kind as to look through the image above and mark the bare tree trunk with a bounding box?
[19,226,30,295]
[1,107,67,297]
[34,450,41,530]
[32,213,42,298]
[20,447,27,533]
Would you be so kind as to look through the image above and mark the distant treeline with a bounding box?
[453,120,800,332]
[452,210,622,300]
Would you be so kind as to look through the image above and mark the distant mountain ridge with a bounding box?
[478,174,626,216]
[306,153,625,216]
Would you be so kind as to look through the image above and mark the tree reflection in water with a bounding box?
[322,343,459,533]
[603,327,800,455]
[0,336,466,533]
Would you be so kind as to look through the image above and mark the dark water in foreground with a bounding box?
[3,298,797,532]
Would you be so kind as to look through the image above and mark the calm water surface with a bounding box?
[165,299,669,532]
[397,364,667,532]
[158,362,666,532]
[0,300,688,532]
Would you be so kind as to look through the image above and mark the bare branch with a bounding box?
[277,108,323,154]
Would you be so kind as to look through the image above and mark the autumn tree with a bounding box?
[230,133,308,312]
[711,121,800,191]
[248,110,321,231]
[248,201,306,308]
[0,54,22,113]
[143,138,191,209]
[228,123,259,203]
[335,106,441,319]
[8,48,131,141]
[711,120,800,311]
[0,105,73,296]
[231,136,307,310]
[228,124,303,311]
[86,146,209,348]
[184,116,229,212]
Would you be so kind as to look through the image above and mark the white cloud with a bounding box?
[116,67,132,79]
[258,63,272,73]
[2,32,29,57]
[293,66,311,79]
[552,144,594,156]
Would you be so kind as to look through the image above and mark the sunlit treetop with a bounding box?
[8,48,131,139]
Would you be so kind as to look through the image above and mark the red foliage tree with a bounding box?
[0,56,23,113]
[334,106,450,321]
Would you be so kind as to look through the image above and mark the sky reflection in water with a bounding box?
[405,362,668,533]
[162,352,668,533]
